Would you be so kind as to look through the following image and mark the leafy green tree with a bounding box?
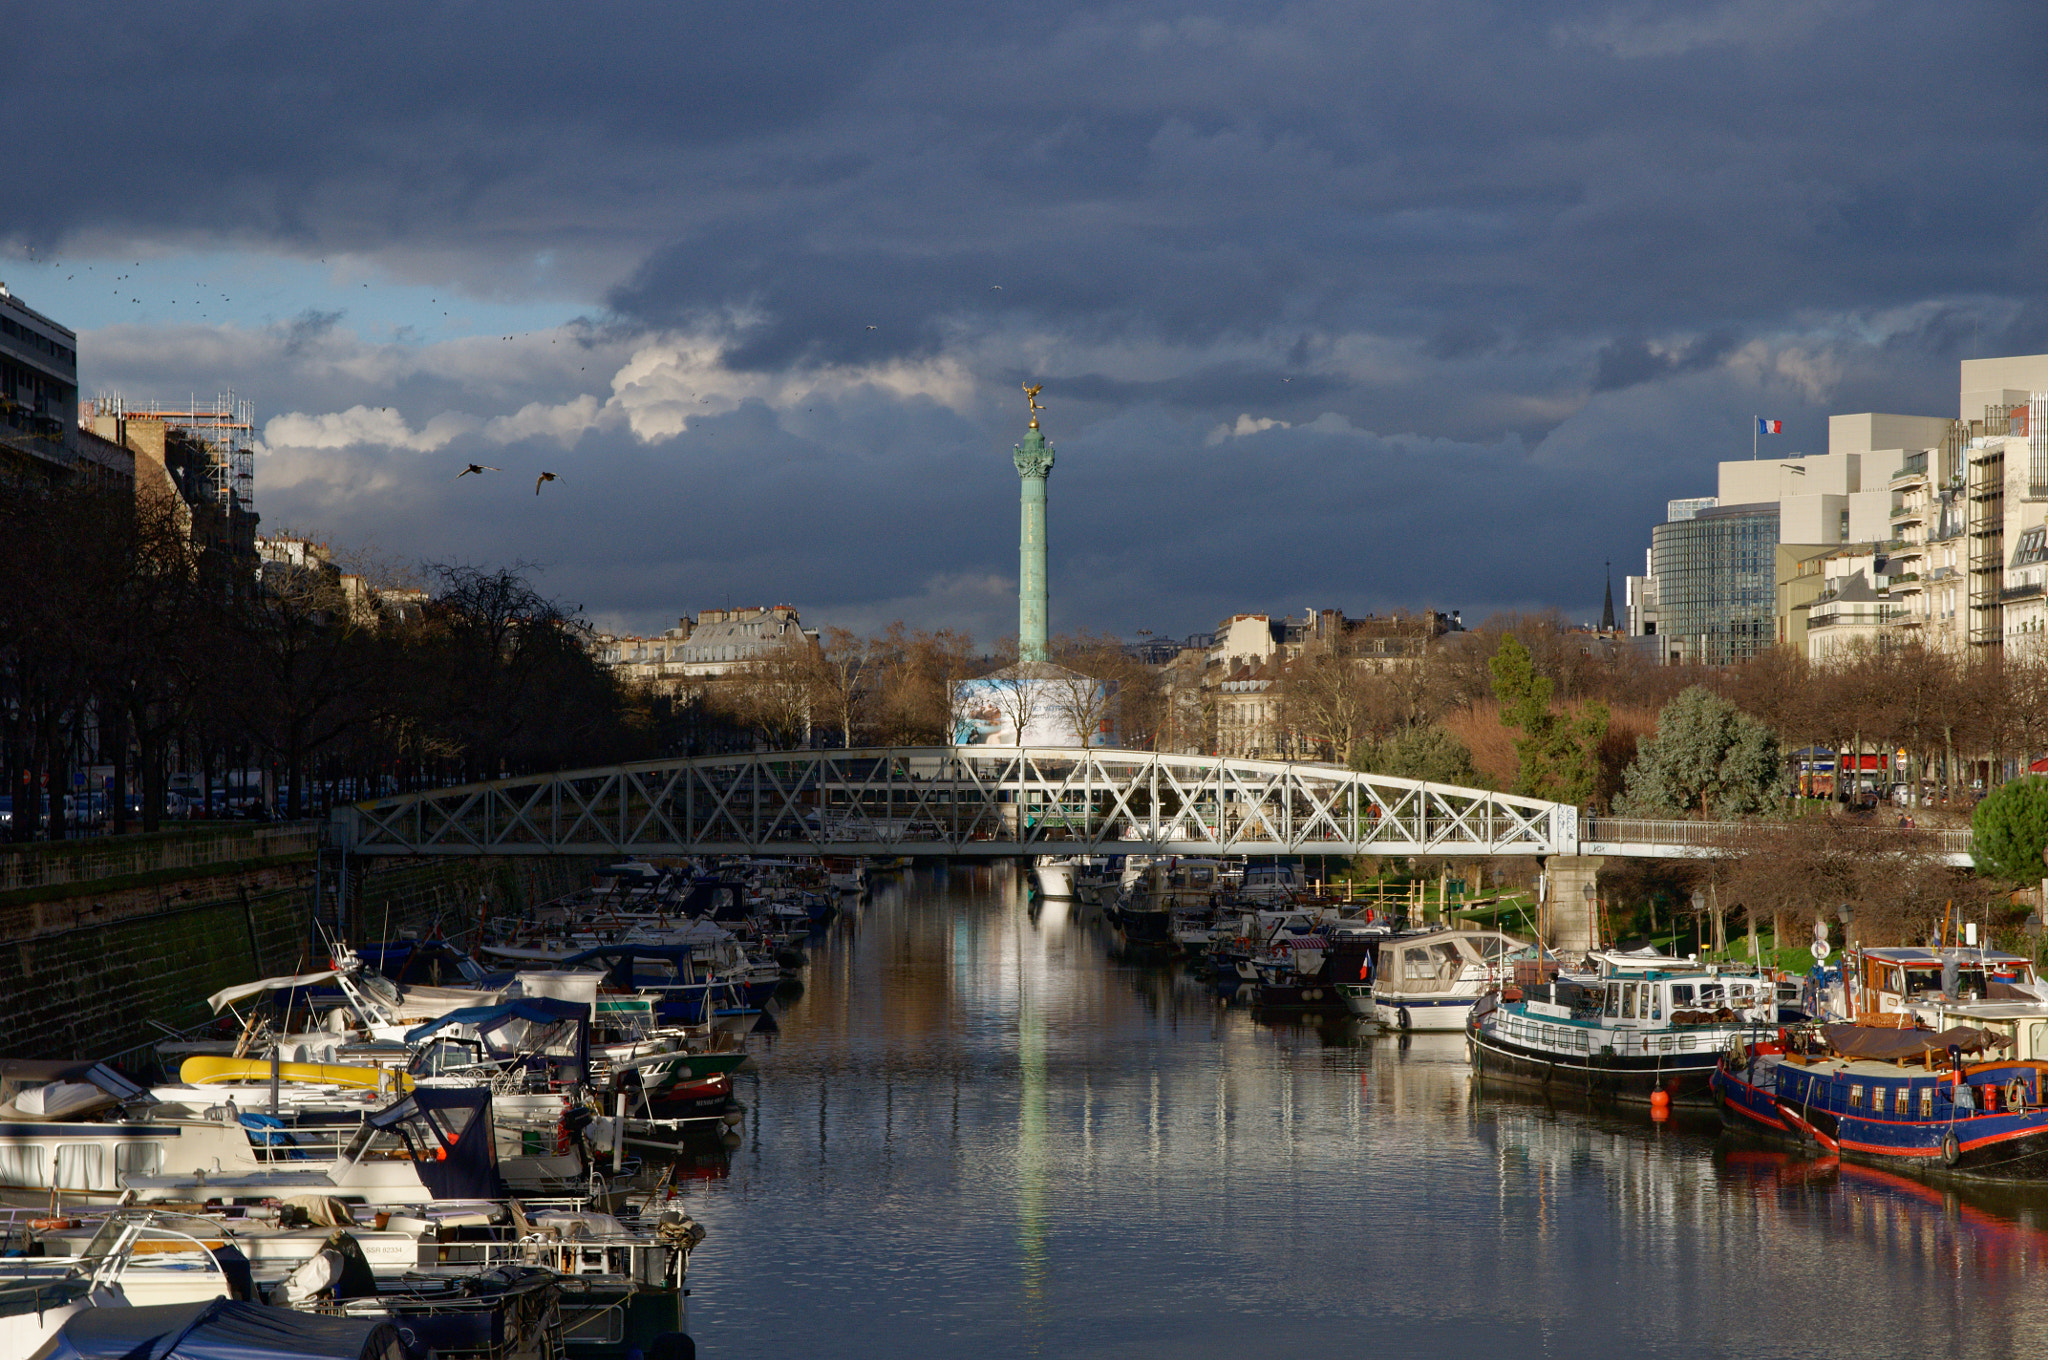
[1353,724,1482,786]
[1972,776,2048,883]
[1488,635,1608,805]
[1615,686,1785,818]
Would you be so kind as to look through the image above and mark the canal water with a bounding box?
[676,867,2048,1357]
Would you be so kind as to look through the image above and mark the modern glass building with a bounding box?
[1649,502,1780,665]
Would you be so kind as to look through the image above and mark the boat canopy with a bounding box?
[505,970,603,1007]
[404,996,589,1044]
[207,969,341,1014]
[364,1086,506,1201]
[403,997,590,1086]
[35,1298,405,1360]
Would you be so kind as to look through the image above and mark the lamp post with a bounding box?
[1838,902,1857,1018]
[1584,880,1599,951]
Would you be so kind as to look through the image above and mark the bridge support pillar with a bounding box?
[1540,856,1604,959]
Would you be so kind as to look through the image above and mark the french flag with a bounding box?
[1758,417,1783,435]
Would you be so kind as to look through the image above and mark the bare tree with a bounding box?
[811,627,877,748]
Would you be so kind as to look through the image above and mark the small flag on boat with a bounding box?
[1757,417,1783,435]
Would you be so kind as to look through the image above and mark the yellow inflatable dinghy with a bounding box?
[178,1056,412,1092]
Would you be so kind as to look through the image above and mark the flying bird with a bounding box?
[990,285,1002,290]
[535,471,561,494]
[457,463,500,478]
[865,324,878,331]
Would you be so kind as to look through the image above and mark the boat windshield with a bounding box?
[1901,967,1944,997]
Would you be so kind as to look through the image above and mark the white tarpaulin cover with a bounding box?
[507,971,602,1007]
[208,970,341,1014]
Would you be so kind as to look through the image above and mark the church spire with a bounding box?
[1600,560,1616,633]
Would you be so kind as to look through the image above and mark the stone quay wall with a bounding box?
[0,841,604,1066]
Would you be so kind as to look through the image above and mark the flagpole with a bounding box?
[1752,415,1758,461]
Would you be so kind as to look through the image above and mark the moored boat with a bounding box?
[1712,1020,2048,1178]
[1364,929,1525,1030]
[1468,951,1774,1104]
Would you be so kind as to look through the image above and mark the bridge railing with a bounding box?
[334,747,1574,858]
[1584,816,1972,860]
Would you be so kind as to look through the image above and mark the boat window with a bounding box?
[1622,982,1638,1019]
[1648,986,1663,1021]
[1849,1085,1863,1109]
[1605,985,1620,1018]
[114,1142,165,1182]
[1671,984,1694,1006]
[412,1039,481,1077]
[1883,965,1904,993]
[1902,968,1942,997]
[1953,969,1987,997]
[1894,1088,1910,1118]
[1698,983,1724,1007]
[0,1146,46,1185]
[54,1144,102,1190]
[1403,948,1435,981]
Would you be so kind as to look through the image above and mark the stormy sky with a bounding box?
[4,1,2043,643]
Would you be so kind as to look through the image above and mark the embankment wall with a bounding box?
[0,848,601,1064]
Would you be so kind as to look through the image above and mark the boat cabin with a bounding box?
[1377,930,1524,997]
[1845,946,2040,1018]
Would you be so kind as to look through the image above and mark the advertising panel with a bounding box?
[953,669,1115,747]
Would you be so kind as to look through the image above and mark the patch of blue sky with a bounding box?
[0,248,586,342]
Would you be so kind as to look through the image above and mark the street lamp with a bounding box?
[1584,880,1599,950]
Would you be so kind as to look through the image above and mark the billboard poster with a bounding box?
[953,668,1115,747]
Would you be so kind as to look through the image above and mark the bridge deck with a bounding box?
[328,748,1971,865]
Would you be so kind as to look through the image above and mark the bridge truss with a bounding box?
[331,747,1579,860]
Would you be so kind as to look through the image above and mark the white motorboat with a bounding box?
[1032,855,1080,899]
[1360,929,1527,1030]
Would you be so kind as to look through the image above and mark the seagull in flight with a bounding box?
[457,463,500,478]
[535,471,561,494]
[865,324,879,331]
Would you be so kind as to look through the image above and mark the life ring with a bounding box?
[1941,1132,1961,1167]
[1397,1006,1412,1031]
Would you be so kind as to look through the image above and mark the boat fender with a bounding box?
[1941,1132,1961,1167]
[1397,1007,1412,1032]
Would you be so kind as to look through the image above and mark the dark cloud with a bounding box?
[1591,331,1737,393]
[280,308,344,358]
[6,0,2045,634]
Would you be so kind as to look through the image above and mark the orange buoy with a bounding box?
[1650,1089,1671,1109]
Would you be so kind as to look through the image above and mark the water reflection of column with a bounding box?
[1017,948,1049,1332]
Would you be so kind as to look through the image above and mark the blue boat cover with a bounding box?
[35,1298,402,1360]
[403,996,588,1043]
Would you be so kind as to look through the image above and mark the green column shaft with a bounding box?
[1019,473,1048,662]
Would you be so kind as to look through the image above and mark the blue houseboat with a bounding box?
[1712,1021,2048,1178]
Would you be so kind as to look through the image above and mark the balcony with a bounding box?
[1809,606,1906,630]
[2000,582,2045,603]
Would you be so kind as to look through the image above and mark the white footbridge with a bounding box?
[328,747,1972,865]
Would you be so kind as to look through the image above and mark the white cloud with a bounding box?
[1204,412,1292,445]
[483,394,610,447]
[263,404,480,452]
